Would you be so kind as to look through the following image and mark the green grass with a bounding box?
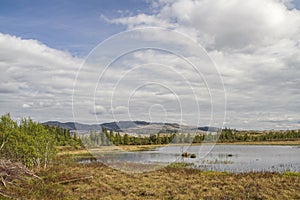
[283,171,300,177]
[168,162,194,168]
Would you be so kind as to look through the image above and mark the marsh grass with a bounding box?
[168,162,194,168]
[283,171,300,177]
[1,152,300,200]
[202,159,234,165]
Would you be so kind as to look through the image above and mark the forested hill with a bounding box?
[43,121,219,133]
[43,121,102,131]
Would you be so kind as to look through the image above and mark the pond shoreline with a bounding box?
[58,140,300,156]
[62,142,300,173]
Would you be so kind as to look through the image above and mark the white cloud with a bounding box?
[101,13,172,29]
[22,103,31,108]
[0,33,82,122]
[90,105,107,115]
[101,0,300,129]
[112,106,128,114]
[107,0,300,50]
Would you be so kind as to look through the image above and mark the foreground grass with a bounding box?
[2,157,300,200]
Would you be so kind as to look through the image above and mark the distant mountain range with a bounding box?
[43,121,219,134]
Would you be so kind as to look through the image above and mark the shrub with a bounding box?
[190,153,196,158]
[0,114,56,168]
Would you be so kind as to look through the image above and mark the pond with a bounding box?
[82,144,300,173]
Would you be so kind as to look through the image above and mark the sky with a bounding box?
[1,0,300,130]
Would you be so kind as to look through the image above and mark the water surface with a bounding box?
[85,144,300,172]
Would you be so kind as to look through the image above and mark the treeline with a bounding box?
[218,127,300,142]
[81,128,176,146]
[0,114,81,168]
[81,127,300,147]
[43,125,82,147]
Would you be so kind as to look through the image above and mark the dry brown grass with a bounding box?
[57,145,160,157]
[2,160,299,200]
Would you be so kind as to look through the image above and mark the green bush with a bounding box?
[0,114,57,168]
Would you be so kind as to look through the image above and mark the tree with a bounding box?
[150,134,157,144]
[0,113,17,152]
[123,134,129,145]
[18,118,57,168]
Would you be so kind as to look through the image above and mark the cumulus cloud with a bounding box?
[101,0,300,129]
[0,33,82,121]
[107,0,300,49]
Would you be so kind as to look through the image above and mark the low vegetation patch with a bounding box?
[283,171,300,177]
[168,162,194,168]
